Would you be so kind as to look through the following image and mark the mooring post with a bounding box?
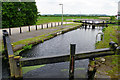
[36,25,37,30]
[69,44,76,80]
[9,28,11,35]
[14,56,22,78]
[20,27,22,33]
[28,26,30,32]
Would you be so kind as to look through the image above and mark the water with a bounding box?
[22,26,102,78]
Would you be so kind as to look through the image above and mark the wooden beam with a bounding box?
[20,48,113,67]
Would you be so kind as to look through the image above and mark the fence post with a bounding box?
[47,24,48,28]
[9,28,11,35]
[41,24,43,29]
[20,27,22,33]
[28,26,30,32]
[69,44,76,80]
[14,56,22,78]
[55,22,56,27]
[36,25,37,30]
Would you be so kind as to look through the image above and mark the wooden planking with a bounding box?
[20,54,70,67]
[20,48,113,67]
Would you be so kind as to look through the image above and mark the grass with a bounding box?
[95,24,120,78]
[96,25,118,49]
[36,16,100,25]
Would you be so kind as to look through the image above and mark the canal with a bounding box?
[21,25,102,78]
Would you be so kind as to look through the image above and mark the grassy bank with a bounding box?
[95,25,120,78]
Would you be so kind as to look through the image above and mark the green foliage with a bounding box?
[110,16,115,20]
[102,27,106,32]
[2,2,38,28]
[23,44,32,50]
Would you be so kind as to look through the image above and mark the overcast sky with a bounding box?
[35,0,119,15]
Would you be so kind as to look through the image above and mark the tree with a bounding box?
[2,2,38,28]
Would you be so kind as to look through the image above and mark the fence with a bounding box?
[2,30,120,79]
[6,22,69,35]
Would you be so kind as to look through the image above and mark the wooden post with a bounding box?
[9,55,15,77]
[103,21,105,27]
[41,24,43,29]
[69,44,76,80]
[88,57,96,80]
[14,56,22,78]
[58,22,59,26]
[28,26,30,32]
[47,24,48,28]
[2,31,8,58]
[20,27,22,33]
[36,25,37,30]
[55,22,56,27]
[9,28,11,35]
[92,25,95,29]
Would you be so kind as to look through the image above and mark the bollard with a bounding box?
[9,28,11,35]
[36,25,37,30]
[116,46,120,55]
[109,41,118,50]
[14,56,22,78]
[28,26,30,32]
[20,27,22,33]
[69,44,76,80]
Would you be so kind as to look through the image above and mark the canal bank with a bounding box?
[9,23,81,54]
[94,25,120,79]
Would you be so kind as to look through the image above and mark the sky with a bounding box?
[35,0,120,15]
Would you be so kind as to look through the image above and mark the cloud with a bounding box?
[35,0,119,15]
